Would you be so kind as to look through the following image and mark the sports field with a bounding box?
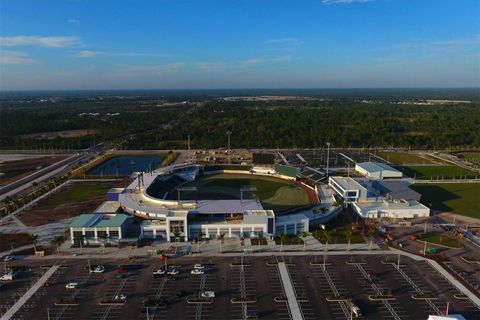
[411,183,480,219]
[174,173,312,212]
[398,165,478,180]
[377,152,434,165]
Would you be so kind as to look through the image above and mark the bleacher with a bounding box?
[299,167,326,183]
[146,174,188,200]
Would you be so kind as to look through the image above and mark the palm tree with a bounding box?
[218,233,225,253]
[301,231,310,251]
[32,181,38,196]
[51,236,65,254]
[368,228,375,251]
[320,206,328,215]
[98,233,109,254]
[311,207,318,223]
[279,232,287,254]
[28,234,38,253]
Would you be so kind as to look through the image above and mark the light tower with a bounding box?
[226,131,232,164]
[326,142,331,179]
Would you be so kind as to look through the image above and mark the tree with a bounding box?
[98,233,109,254]
[51,236,65,254]
[279,232,287,254]
[28,233,38,253]
[301,231,310,251]
[218,233,225,253]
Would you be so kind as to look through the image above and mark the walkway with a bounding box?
[277,262,303,320]
[0,265,59,320]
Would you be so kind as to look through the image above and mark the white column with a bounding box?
[70,228,74,244]
[166,220,171,242]
[229,228,232,237]
[94,229,98,241]
[294,223,297,235]
[184,218,188,241]
[217,227,220,237]
[118,227,122,240]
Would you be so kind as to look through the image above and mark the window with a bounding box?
[84,231,95,238]
[109,231,119,239]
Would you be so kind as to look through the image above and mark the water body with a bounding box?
[88,155,162,175]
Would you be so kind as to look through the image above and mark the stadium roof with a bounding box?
[356,162,400,174]
[372,180,421,201]
[194,199,263,214]
[70,213,129,228]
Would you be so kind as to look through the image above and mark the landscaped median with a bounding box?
[414,232,463,249]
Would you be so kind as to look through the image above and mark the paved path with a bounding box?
[278,262,303,320]
[0,265,59,320]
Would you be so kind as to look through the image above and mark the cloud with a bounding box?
[322,0,372,4]
[240,59,262,66]
[196,62,226,70]
[73,50,169,58]
[0,50,38,65]
[264,38,299,45]
[114,63,186,77]
[0,36,81,48]
[67,19,80,25]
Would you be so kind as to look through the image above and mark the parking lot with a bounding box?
[1,255,479,319]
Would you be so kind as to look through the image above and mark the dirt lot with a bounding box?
[16,181,122,227]
[0,233,31,252]
[0,155,68,186]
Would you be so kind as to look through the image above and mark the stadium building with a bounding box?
[355,162,402,179]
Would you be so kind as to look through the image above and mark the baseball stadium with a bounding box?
[102,161,323,242]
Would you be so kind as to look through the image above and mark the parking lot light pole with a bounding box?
[47,308,50,320]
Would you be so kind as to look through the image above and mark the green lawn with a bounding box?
[275,235,304,245]
[204,165,252,172]
[398,165,478,180]
[36,183,114,210]
[415,232,462,248]
[250,238,268,246]
[377,152,434,165]
[313,228,364,244]
[462,153,480,160]
[411,183,480,219]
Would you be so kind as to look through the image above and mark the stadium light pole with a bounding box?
[227,131,232,164]
[188,134,191,163]
[326,142,331,179]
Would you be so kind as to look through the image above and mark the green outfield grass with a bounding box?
[411,183,480,219]
[177,173,311,212]
[398,165,478,179]
[377,152,435,165]
[35,182,114,210]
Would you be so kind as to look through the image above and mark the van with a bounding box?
[0,271,16,281]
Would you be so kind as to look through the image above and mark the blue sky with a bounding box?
[0,0,479,90]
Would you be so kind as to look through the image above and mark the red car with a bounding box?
[408,235,417,241]
[116,267,128,274]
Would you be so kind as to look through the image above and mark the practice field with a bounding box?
[398,165,478,179]
[411,183,480,218]
[377,151,434,164]
[171,173,312,212]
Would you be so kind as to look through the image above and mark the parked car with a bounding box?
[191,269,204,275]
[408,235,417,241]
[65,282,79,289]
[91,265,105,273]
[194,264,205,270]
[200,291,215,298]
[115,273,127,279]
[0,271,16,281]
[116,267,128,274]
[153,269,166,277]
[3,256,14,262]
[114,294,127,301]
[167,269,179,275]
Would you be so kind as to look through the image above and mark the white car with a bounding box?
[92,266,105,273]
[167,269,179,275]
[194,264,205,270]
[3,256,14,262]
[0,271,16,281]
[65,282,79,289]
[114,294,127,301]
[153,269,166,276]
[201,291,215,298]
[191,269,204,275]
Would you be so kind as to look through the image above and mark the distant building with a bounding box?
[427,315,466,320]
[352,199,430,219]
[355,162,402,179]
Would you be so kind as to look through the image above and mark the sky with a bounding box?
[0,0,479,90]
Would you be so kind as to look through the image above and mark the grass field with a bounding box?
[415,232,462,248]
[377,152,434,165]
[462,153,480,160]
[411,183,480,218]
[176,173,311,212]
[398,165,478,180]
[36,183,114,211]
